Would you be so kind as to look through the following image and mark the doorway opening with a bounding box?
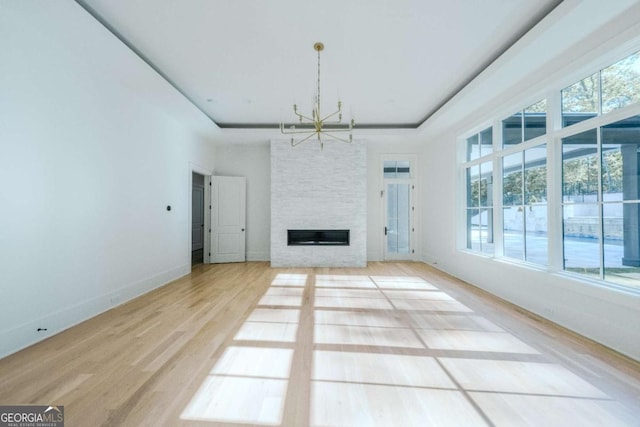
[192,172,205,265]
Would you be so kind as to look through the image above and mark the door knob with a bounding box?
[242,228,245,232]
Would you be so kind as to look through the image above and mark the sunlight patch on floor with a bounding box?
[264,287,305,297]
[314,288,385,298]
[246,308,301,323]
[419,330,540,354]
[314,324,424,348]
[181,346,294,425]
[311,382,488,427]
[371,276,439,290]
[234,321,298,342]
[271,273,308,286]
[314,296,394,310]
[181,375,288,425]
[314,309,406,328]
[315,275,377,288]
[182,271,628,427]
[405,313,503,332]
[313,350,455,388]
[210,346,294,378]
[180,275,304,425]
[469,392,634,427]
[391,299,473,312]
[382,290,454,300]
[258,295,304,306]
[440,358,608,397]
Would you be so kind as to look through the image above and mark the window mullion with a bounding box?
[597,127,605,280]
[550,141,564,273]
[546,87,564,272]
[493,159,503,258]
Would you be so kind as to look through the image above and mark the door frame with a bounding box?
[189,163,213,269]
[380,154,419,261]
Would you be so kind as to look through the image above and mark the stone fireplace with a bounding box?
[270,139,366,267]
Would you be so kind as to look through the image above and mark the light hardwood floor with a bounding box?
[1,262,639,426]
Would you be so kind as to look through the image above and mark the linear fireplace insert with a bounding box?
[287,229,350,246]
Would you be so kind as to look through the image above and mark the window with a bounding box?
[502,100,547,147]
[601,116,640,285]
[524,146,548,265]
[524,100,547,141]
[502,146,548,264]
[466,161,494,255]
[461,48,640,292]
[383,160,410,179]
[502,112,522,147]
[503,152,524,259]
[562,74,599,127]
[464,127,494,256]
[562,50,640,127]
[466,127,492,161]
[561,116,640,286]
[500,99,548,266]
[602,52,640,114]
[466,134,480,161]
[562,129,600,277]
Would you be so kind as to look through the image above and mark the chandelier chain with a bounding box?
[317,47,321,119]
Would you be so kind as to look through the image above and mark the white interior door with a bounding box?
[211,176,246,263]
[191,185,204,251]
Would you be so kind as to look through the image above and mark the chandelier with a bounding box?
[279,42,355,150]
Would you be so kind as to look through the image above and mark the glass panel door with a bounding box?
[385,182,412,259]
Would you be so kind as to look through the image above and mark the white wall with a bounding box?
[420,0,640,361]
[0,2,217,358]
[214,142,271,261]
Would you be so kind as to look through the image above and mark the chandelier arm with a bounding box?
[318,127,352,133]
[294,111,315,122]
[291,132,318,147]
[323,132,353,143]
[281,128,319,135]
[322,119,346,125]
[320,109,342,123]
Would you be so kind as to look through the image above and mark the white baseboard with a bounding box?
[0,263,190,359]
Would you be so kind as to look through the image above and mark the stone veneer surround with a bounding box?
[270,139,367,267]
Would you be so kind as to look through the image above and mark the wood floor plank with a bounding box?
[0,261,639,426]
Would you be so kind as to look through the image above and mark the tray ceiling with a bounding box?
[77,0,561,128]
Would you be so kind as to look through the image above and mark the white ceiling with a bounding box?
[78,0,561,128]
